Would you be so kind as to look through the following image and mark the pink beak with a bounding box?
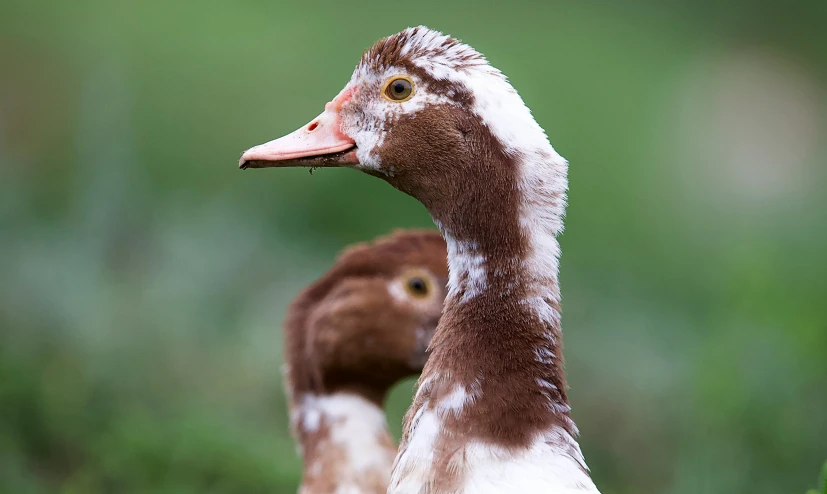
[239,97,358,170]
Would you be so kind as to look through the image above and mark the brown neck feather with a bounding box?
[402,124,575,451]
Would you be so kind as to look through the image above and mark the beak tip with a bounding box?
[239,149,254,169]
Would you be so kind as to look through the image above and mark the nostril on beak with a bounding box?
[307,121,318,132]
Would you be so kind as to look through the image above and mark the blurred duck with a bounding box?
[241,26,600,493]
[282,230,448,494]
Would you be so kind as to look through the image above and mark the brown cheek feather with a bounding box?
[312,282,420,390]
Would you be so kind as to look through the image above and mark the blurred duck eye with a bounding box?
[382,76,414,102]
[400,268,432,299]
[406,277,429,296]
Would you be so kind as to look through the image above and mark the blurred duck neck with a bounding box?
[291,391,396,494]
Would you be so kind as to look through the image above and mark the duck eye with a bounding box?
[405,276,429,297]
[382,77,414,102]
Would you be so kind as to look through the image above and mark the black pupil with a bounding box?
[408,277,427,294]
[393,82,405,94]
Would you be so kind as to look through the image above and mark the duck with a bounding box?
[241,26,601,494]
[282,230,448,494]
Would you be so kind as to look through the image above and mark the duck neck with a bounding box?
[427,201,576,443]
[414,139,582,449]
[290,391,397,494]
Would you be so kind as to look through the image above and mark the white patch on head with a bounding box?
[387,278,409,303]
[398,28,485,66]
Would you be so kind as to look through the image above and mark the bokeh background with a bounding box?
[2,1,826,493]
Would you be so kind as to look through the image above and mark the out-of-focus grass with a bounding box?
[1,1,826,493]
[806,462,827,494]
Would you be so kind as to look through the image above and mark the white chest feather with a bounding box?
[390,415,598,493]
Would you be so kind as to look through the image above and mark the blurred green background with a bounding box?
[1,1,826,493]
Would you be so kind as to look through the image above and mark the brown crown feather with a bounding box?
[360,26,483,74]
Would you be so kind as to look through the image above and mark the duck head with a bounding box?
[239,26,567,232]
[284,230,448,403]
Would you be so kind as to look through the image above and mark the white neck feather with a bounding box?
[293,393,395,494]
[438,57,569,316]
